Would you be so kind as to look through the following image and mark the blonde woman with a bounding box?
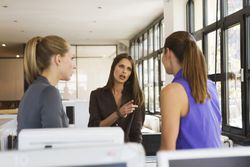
[17,35,75,134]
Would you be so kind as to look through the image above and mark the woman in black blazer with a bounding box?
[88,53,145,143]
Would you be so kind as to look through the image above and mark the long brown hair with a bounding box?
[164,31,209,103]
[104,53,144,107]
[24,35,69,84]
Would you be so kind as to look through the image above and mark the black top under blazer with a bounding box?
[88,88,145,143]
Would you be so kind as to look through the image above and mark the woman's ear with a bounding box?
[54,54,62,66]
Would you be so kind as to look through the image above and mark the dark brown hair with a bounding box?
[164,31,209,103]
[104,53,144,107]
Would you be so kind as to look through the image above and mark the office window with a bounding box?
[129,16,164,113]
[143,33,148,57]
[154,24,160,51]
[188,0,250,142]
[207,30,221,74]
[134,41,139,60]
[139,37,143,59]
[206,0,220,25]
[160,21,164,48]
[148,58,154,112]
[161,53,166,88]
[130,42,135,59]
[154,56,160,112]
[196,40,202,52]
[138,63,143,88]
[225,24,242,128]
[143,60,149,111]
[225,0,242,16]
[194,0,203,31]
[149,29,154,54]
[186,0,194,32]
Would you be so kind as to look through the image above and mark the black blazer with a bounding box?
[88,88,145,143]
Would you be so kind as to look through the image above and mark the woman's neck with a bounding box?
[41,70,59,86]
[112,83,124,94]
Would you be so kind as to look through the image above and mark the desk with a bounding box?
[0,109,18,114]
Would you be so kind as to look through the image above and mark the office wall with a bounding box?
[0,59,24,100]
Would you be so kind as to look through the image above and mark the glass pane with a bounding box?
[194,0,203,31]
[161,53,166,88]
[143,60,149,112]
[160,21,164,48]
[216,82,222,110]
[144,87,149,112]
[149,58,154,112]
[138,63,143,88]
[130,42,135,60]
[196,40,202,52]
[139,37,143,58]
[154,24,160,51]
[135,41,139,60]
[225,0,243,16]
[143,60,148,85]
[207,30,221,74]
[149,29,154,54]
[225,24,242,128]
[154,57,160,112]
[206,0,220,25]
[143,33,148,57]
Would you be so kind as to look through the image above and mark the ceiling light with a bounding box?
[16,55,20,58]
[2,44,6,47]
[2,5,8,8]
[13,20,18,23]
[98,6,102,9]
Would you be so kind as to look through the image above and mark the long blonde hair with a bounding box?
[164,31,209,103]
[24,35,69,84]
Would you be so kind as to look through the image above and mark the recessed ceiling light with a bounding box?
[2,44,6,47]
[89,30,93,33]
[21,30,25,33]
[2,5,8,8]
[13,20,18,23]
[93,20,96,23]
[16,55,20,58]
[98,6,102,9]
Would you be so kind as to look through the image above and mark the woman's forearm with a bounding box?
[99,111,119,127]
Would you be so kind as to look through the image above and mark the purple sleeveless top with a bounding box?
[173,69,222,149]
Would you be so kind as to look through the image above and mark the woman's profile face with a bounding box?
[113,58,132,84]
[59,45,76,81]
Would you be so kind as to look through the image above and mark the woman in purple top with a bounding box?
[160,31,221,150]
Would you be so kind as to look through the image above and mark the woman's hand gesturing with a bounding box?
[118,100,138,118]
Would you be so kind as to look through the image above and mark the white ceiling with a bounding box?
[0,0,163,45]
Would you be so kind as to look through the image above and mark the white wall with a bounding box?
[162,0,188,84]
